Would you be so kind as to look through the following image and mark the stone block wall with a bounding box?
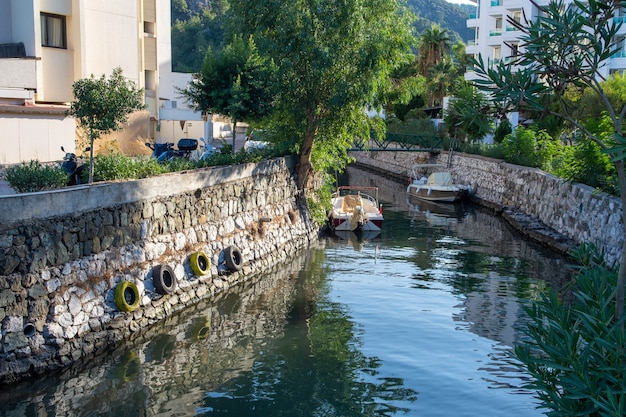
[352,151,623,265]
[0,157,318,384]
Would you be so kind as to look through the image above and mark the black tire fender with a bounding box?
[224,245,243,272]
[153,264,177,295]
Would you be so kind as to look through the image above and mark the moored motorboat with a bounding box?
[330,186,384,232]
[406,164,471,203]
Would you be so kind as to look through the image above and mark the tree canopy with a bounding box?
[67,67,145,183]
[228,0,415,190]
[179,35,275,152]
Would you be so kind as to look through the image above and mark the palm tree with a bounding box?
[425,58,454,107]
[417,24,451,77]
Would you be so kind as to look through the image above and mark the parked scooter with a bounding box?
[145,141,175,161]
[198,137,221,161]
[60,146,87,185]
[146,139,198,163]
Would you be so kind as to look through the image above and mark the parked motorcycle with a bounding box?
[60,146,87,185]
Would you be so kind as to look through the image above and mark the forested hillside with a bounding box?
[408,0,473,43]
[171,0,474,72]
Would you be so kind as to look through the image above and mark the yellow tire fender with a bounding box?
[190,251,211,276]
[114,281,140,312]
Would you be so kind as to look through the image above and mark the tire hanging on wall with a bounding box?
[153,264,177,295]
[114,281,141,312]
[190,251,211,276]
[224,245,243,272]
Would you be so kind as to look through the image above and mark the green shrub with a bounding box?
[92,154,167,182]
[163,156,197,172]
[5,160,68,192]
[493,118,512,143]
[197,145,279,168]
[307,178,333,226]
[515,243,626,416]
[457,141,505,159]
[551,139,617,196]
[502,127,560,169]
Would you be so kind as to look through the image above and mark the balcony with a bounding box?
[0,57,37,91]
[490,29,503,36]
[614,16,626,25]
[491,0,502,7]
[611,50,626,59]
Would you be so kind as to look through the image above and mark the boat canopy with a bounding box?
[427,171,452,186]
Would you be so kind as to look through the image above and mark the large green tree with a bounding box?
[472,0,626,322]
[67,67,145,183]
[228,0,415,191]
[179,35,276,153]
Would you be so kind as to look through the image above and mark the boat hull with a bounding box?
[329,185,384,232]
[331,216,383,232]
[407,184,466,203]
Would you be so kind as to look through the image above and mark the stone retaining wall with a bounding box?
[352,151,623,265]
[0,157,318,384]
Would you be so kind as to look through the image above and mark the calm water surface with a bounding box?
[0,168,569,417]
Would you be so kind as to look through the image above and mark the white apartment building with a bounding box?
[465,0,626,82]
[0,0,207,165]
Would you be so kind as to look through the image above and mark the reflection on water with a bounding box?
[0,167,569,417]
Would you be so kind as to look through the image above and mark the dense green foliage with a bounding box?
[5,161,69,193]
[171,0,229,72]
[515,243,626,416]
[552,137,617,196]
[6,146,286,192]
[91,154,167,182]
[443,85,492,142]
[228,0,415,189]
[67,67,145,183]
[179,35,275,153]
[407,0,473,43]
[502,127,561,170]
[493,119,512,143]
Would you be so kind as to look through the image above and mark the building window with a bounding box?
[493,46,501,60]
[41,13,67,49]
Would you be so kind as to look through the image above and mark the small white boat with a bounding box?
[407,164,471,203]
[330,186,384,232]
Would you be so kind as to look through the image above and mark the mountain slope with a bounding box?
[177,0,473,41]
[408,0,474,42]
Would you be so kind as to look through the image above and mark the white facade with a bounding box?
[0,0,204,165]
[465,0,626,82]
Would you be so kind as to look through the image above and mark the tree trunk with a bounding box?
[231,119,237,155]
[297,131,314,192]
[297,115,318,192]
[616,160,626,319]
[88,128,95,184]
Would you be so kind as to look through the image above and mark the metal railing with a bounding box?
[351,132,442,152]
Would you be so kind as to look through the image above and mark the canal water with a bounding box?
[0,167,569,416]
